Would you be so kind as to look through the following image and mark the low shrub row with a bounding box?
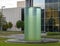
[47,32,60,35]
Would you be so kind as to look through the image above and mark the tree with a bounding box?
[16,20,24,29]
[0,12,3,18]
[0,12,9,31]
[2,23,8,31]
[0,12,4,30]
[8,22,13,29]
[16,20,24,33]
[47,16,56,32]
[20,21,24,33]
[2,22,13,31]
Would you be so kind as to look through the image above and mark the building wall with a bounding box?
[17,0,33,8]
[2,7,22,31]
[26,0,33,7]
[41,9,44,32]
[17,1,26,8]
[45,8,59,25]
[45,0,60,32]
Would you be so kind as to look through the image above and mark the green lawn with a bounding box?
[0,43,60,46]
[0,31,60,46]
[43,35,60,39]
[0,37,60,46]
[0,38,60,46]
[43,32,60,39]
[0,31,23,36]
[0,37,59,46]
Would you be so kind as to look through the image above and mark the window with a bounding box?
[45,0,49,3]
[45,0,58,3]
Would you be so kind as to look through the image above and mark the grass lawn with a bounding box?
[0,31,23,36]
[43,32,60,39]
[0,31,60,46]
[43,35,60,39]
[0,37,60,46]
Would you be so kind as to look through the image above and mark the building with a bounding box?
[17,1,25,21]
[41,9,44,32]
[26,0,33,7]
[17,0,33,7]
[45,0,60,32]
[0,0,44,31]
[17,1,26,8]
[0,7,23,31]
[0,0,26,31]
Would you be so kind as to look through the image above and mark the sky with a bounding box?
[0,0,45,9]
[34,0,45,9]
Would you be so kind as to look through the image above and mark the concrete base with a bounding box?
[5,38,59,44]
[3,34,58,43]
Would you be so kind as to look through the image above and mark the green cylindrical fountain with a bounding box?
[24,7,41,41]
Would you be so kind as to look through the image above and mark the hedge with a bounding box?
[47,32,60,35]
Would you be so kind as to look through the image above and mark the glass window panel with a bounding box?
[58,2,60,11]
[49,0,54,3]
[59,0,60,2]
[45,0,58,3]
[45,0,59,32]
[53,0,58,2]
[45,0,49,3]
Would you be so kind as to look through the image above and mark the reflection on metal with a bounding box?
[24,7,41,41]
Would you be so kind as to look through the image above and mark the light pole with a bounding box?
[1,6,5,14]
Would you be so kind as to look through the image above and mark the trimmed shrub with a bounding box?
[47,32,60,35]
[8,22,13,28]
[16,20,24,29]
[2,24,8,31]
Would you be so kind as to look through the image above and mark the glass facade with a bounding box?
[45,0,60,32]
[41,9,44,32]
[46,0,58,3]
[26,0,41,7]
[26,0,33,7]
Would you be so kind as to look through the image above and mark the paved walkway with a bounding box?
[0,33,46,39]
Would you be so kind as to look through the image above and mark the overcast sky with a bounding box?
[0,0,45,9]
[34,0,45,9]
